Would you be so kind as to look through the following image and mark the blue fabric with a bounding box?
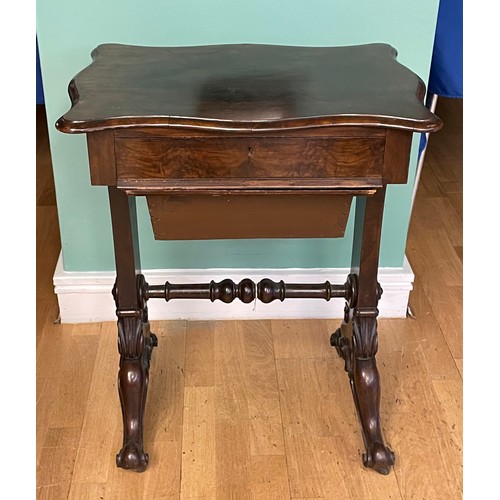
[419,1,463,156]
[419,134,427,156]
[428,0,463,98]
[36,37,45,105]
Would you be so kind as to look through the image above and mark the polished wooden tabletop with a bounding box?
[56,43,442,134]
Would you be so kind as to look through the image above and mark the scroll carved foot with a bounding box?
[116,442,149,472]
[114,275,157,472]
[116,354,151,472]
[331,306,395,475]
[363,442,395,475]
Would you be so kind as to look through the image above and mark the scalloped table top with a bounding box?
[56,43,442,134]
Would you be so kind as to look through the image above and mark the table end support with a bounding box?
[331,284,395,475]
[114,276,157,472]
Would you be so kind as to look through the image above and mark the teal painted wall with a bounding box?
[37,1,439,272]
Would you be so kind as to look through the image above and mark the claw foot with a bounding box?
[363,442,395,475]
[116,443,149,472]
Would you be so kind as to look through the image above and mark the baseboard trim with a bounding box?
[53,253,414,323]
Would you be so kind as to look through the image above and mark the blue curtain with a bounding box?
[428,0,463,98]
[36,37,45,105]
[419,0,462,154]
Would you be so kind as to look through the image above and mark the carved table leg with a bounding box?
[115,302,157,472]
[331,188,395,474]
[108,187,157,472]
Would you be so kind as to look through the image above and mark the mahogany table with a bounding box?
[56,43,441,475]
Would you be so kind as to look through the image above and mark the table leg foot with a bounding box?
[115,297,157,472]
[116,441,149,472]
[363,441,395,475]
[332,312,394,475]
[116,349,151,472]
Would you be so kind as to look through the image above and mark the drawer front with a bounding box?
[115,136,385,181]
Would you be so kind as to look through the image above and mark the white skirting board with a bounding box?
[53,252,414,324]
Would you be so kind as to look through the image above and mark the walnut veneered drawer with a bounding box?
[115,136,385,182]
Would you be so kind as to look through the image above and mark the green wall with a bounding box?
[37,1,439,272]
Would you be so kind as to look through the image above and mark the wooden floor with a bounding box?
[36,98,463,499]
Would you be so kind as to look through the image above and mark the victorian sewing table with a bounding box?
[56,43,441,475]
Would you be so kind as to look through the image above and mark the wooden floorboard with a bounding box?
[36,98,463,499]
